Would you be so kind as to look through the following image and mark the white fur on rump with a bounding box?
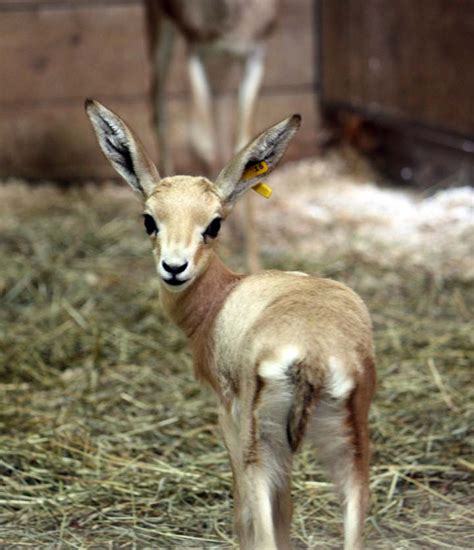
[327,355,355,400]
[259,345,301,381]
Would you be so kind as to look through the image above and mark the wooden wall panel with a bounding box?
[0,0,318,180]
[0,99,156,180]
[0,1,155,180]
[265,0,315,90]
[0,4,151,103]
[256,91,318,161]
[0,1,137,7]
[321,0,474,136]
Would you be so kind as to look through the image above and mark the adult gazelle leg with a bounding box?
[145,1,175,176]
[236,46,266,273]
[187,51,218,176]
[235,46,265,153]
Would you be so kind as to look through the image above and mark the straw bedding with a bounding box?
[0,153,472,548]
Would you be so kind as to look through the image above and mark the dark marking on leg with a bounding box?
[343,355,376,535]
[244,375,265,465]
[346,355,376,466]
[287,362,322,453]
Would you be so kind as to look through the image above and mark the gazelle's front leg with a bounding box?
[187,51,218,175]
[235,46,265,151]
[145,1,175,176]
[219,407,255,546]
[235,46,266,273]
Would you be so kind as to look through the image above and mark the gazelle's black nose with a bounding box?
[162,260,188,275]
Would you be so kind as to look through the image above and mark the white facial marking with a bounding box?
[155,225,206,289]
[259,346,300,381]
[327,356,355,400]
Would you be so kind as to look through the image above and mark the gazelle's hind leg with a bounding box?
[310,384,372,550]
[219,367,294,550]
[219,407,285,550]
[272,472,293,550]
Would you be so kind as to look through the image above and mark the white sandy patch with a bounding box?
[260,155,474,280]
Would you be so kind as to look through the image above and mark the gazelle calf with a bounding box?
[144,0,278,271]
[86,99,376,550]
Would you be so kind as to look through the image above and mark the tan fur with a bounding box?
[86,102,376,550]
[161,253,242,396]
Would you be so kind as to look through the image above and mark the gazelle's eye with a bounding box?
[203,217,222,241]
[143,214,158,236]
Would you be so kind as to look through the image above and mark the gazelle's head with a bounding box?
[85,99,300,292]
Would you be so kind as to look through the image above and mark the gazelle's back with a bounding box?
[213,271,373,387]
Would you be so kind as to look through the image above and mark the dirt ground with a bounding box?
[0,151,473,548]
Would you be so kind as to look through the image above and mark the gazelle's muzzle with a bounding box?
[159,259,190,287]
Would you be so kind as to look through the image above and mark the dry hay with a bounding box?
[0,154,473,548]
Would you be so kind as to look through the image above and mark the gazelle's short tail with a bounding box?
[286,362,323,452]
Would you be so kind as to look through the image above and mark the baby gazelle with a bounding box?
[86,99,376,550]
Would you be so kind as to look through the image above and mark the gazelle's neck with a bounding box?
[159,253,243,393]
[160,253,241,337]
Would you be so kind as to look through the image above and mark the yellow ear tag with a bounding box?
[241,160,273,199]
[252,182,273,198]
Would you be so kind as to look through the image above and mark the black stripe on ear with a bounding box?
[243,117,300,175]
[105,133,135,180]
[94,112,146,195]
[99,115,136,179]
[86,99,156,197]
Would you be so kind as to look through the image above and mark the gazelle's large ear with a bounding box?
[85,99,160,198]
[215,114,301,205]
